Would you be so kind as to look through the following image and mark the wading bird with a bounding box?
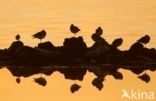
[138,35,150,47]
[95,27,103,36]
[32,30,46,42]
[15,34,20,41]
[112,38,123,48]
[70,24,80,36]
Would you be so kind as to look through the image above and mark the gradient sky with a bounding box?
[0,0,156,101]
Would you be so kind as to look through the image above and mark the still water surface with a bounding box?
[0,0,156,101]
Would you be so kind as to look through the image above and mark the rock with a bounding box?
[129,42,144,52]
[8,41,24,54]
[130,68,144,75]
[58,67,87,81]
[63,36,87,57]
[11,46,65,66]
[7,66,44,77]
[87,34,110,64]
[37,41,55,51]
[91,35,109,48]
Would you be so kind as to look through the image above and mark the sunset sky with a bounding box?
[0,0,156,101]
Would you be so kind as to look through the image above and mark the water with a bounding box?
[0,0,156,101]
[0,0,156,49]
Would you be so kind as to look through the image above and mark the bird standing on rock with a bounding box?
[32,30,46,42]
[91,33,100,42]
[137,35,150,46]
[70,24,80,36]
[95,27,103,36]
[112,38,123,48]
[15,34,20,41]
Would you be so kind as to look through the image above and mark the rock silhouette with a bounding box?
[37,41,55,51]
[8,40,24,55]
[0,26,155,92]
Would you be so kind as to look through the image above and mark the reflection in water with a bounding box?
[2,64,155,93]
[0,1,156,101]
[0,26,156,93]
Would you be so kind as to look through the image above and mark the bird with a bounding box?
[112,38,123,47]
[32,30,46,42]
[15,34,20,41]
[137,35,150,45]
[95,27,103,36]
[91,33,100,42]
[70,24,80,35]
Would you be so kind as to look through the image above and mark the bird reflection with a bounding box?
[16,78,21,84]
[0,25,156,93]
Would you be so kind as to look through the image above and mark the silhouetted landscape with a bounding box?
[0,24,156,93]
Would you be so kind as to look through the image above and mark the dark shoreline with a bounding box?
[0,34,155,92]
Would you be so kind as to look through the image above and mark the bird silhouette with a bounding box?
[16,78,21,84]
[137,35,150,45]
[95,27,103,36]
[15,34,20,41]
[32,30,46,42]
[112,38,123,47]
[91,33,100,42]
[70,24,80,36]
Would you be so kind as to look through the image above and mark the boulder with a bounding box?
[37,41,55,51]
[8,41,24,54]
[63,37,87,57]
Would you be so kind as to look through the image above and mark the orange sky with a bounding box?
[0,0,156,101]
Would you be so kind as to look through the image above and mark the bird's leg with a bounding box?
[40,39,42,43]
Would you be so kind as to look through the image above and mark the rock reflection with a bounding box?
[0,26,155,92]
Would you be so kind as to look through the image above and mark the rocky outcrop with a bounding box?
[37,41,55,51]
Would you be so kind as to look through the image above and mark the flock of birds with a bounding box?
[13,24,152,93]
[15,24,80,42]
[15,24,150,49]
